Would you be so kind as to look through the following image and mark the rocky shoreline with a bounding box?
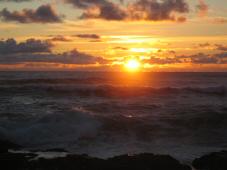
[1,140,226,170]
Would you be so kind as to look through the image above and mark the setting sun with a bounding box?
[125,59,141,71]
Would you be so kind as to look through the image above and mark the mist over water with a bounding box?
[0,72,227,161]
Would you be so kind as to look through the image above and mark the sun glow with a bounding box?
[125,59,141,71]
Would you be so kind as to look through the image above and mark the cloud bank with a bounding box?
[65,0,189,22]
[0,4,63,23]
[143,52,227,65]
[74,34,101,39]
[0,38,109,65]
[0,38,52,54]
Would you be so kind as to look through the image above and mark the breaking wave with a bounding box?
[0,109,101,148]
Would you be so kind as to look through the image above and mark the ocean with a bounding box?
[0,71,227,162]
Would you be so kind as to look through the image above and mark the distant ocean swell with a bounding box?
[0,84,227,97]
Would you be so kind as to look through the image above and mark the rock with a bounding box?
[44,148,68,152]
[31,148,68,153]
[0,140,20,153]
[106,153,191,170]
[193,150,227,170]
[0,152,191,170]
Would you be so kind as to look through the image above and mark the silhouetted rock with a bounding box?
[0,140,191,170]
[193,150,227,170]
[44,148,67,152]
[106,153,191,170]
[0,151,191,170]
[31,148,68,152]
[0,140,20,153]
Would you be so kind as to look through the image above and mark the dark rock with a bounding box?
[31,148,68,153]
[193,150,227,170]
[106,153,191,170]
[44,148,68,152]
[0,152,37,170]
[0,140,20,153]
[0,151,191,170]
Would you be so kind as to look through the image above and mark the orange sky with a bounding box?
[0,0,226,71]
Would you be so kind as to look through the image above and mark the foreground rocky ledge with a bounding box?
[2,140,227,170]
[0,140,190,170]
[0,152,191,170]
[193,150,227,170]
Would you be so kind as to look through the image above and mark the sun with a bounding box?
[125,59,141,71]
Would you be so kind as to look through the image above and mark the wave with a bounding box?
[0,78,109,85]
[0,109,101,147]
[0,84,226,97]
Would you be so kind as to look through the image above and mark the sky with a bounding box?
[0,0,226,71]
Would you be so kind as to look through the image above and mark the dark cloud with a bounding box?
[128,0,189,22]
[0,4,63,23]
[176,16,187,22]
[168,50,176,54]
[197,43,227,51]
[49,35,72,42]
[0,38,110,65]
[0,38,52,54]
[81,1,127,20]
[60,49,109,64]
[65,0,189,22]
[113,46,128,50]
[74,34,101,39]
[198,42,210,47]
[143,52,227,65]
[215,44,227,51]
[197,0,208,17]
[190,53,219,64]
[0,0,31,2]
[214,52,227,59]
[0,38,109,66]
[65,0,111,9]
[144,56,181,64]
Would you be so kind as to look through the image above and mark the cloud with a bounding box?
[214,52,227,59]
[212,17,227,24]
[60,49,109,64]
[64,0,108,8]
[0,38,109,66]
[196,0,208,17]
[190,53,219,64]
[0,0,31,2]
[215,44,227,51]
[0,38,53,54]
[198,42,210,47]
[49,35,72,42]
[113,46,128,50]
[65,0,189,22]
[143,52,227,65]
[197,43,227,51]
[74,34,101,39]
[81,1,127,20]
[0,38,110,65]
[128,0,189,22]
[144,56,181,64]
[0,4,63,23]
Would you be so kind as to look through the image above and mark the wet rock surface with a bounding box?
[193,150,227,170]
[0,140,191,170]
